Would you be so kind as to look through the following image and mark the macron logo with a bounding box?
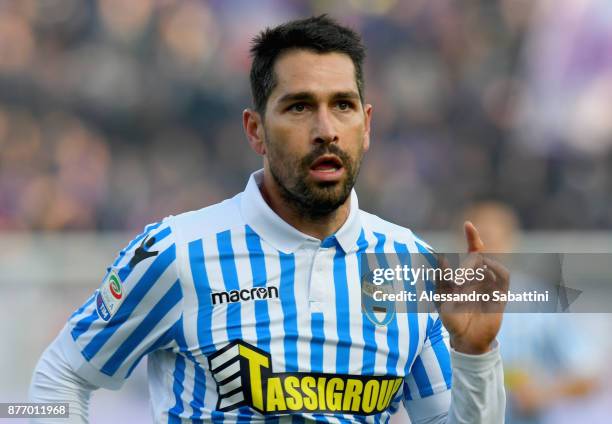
[211,286,279,305]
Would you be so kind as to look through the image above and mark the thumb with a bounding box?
[464,221,485,253]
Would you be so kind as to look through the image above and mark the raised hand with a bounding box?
[436,221,510,354]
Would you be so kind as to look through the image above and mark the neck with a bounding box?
[260,170,351,241]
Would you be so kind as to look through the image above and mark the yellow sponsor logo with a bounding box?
[208,341,403,415]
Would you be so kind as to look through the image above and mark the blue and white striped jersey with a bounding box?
[65,170,452,423]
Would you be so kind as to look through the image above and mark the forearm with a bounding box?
[446,342,505,424]
[29,327,98,424]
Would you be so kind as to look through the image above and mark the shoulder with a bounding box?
[163,193,245,245]
[358,209,434,252]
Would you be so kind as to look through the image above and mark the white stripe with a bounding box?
[406,371,422,399]
[365,230,391,376]
[218,374,242,395]
[210,344,239,371]
[181,357,199,418]
[293,249,313,372]
[345,251,364,375]
[320,247,338,374]
[219,391,245,410]
[200,232,231,415]
[420,340,446,394]
[231,227,259,349]
[202,233,230,350]
[213,360,241,383]
[260,241,284,371]
[177,233,207,367]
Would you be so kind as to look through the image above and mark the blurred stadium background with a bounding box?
[1,0,612,422]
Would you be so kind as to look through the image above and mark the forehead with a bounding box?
[270,50,358,99]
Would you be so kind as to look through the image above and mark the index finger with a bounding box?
[464,221,485,253]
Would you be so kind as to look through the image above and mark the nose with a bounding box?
[312,108,339,145]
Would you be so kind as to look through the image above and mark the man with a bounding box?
[30,16,506,423]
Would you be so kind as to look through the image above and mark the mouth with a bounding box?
[310,155,343,172]
[308,155,345,182]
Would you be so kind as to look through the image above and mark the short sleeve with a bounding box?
[63,218,183,389]
[403,313,453,421]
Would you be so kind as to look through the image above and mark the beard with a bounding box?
[267,141,363,220]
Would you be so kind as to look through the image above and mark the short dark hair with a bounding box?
[249,15,366,114]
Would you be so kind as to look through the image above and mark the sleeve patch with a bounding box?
[96,270,125,321]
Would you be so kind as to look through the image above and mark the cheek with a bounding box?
[268,124,308,157]
[341,124,367,154]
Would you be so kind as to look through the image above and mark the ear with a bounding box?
[362,103,373,152]
[243,108,266,155]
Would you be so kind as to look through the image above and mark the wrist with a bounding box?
[450,336,493,355]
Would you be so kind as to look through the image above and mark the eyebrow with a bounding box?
[277,91,361,104]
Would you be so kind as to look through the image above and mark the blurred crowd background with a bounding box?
[2,0,612,233]
[2,0,612,423]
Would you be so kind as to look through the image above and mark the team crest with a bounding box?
[361,275,396,326]
[96,270,125,321]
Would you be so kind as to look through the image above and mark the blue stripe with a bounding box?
[404,380,413,401]
[426,316,434,341]
[429,318,452,390]
[416,242,437,293]
[216,230,242,342]
[125,318,181,378]
[81,244,176,361]
[188,240,215,357]
[411,356,434,397]
[189,366,206,423]
[112,221,163,267]
[151,226,172,243]
[70,293,98,340]
[412,232,432,252]
[117,226,172,282]
[310,312,327,423]
[333,246,351,374]
[373,232,400,377]
[357,229,377,375]
[188,239,223,421]
[416,241,437,267]
[101,279,183,376]
[172,317,206,422]
[245,225,271,353]
[168,354,186,424]
[71,309,99,341]
[142,225,172,252]
[394,242,420,374]
[406,318,420,377]
[310,312,324,371]
[279,252,298,372]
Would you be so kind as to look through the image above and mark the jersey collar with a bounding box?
[240,169,362,254]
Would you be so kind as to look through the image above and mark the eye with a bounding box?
[289,103,307,112]
[337,101,352,111]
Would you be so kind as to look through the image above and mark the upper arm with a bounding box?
[404,313,453,422]
[64,218,184,388]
